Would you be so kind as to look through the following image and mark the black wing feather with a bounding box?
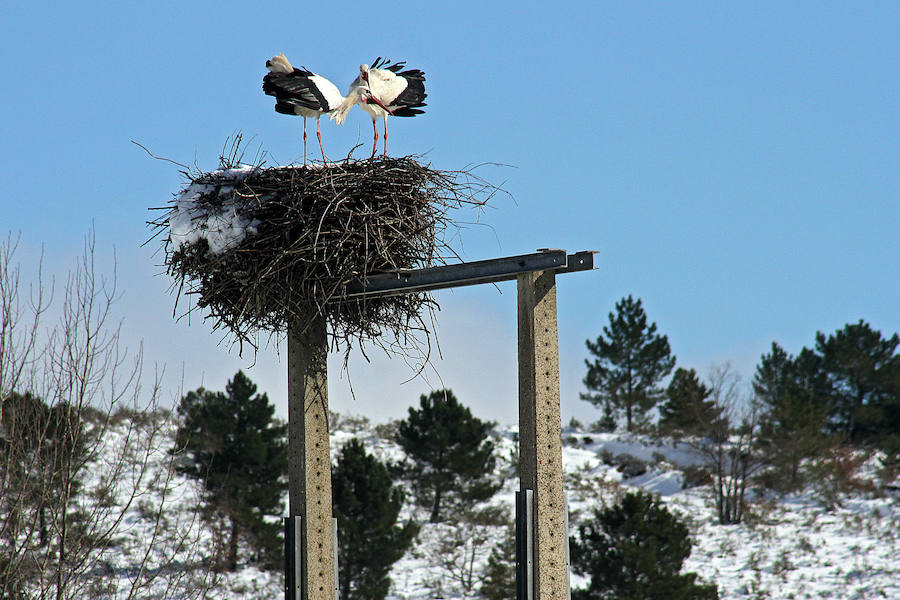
[262,69,328,112]
[391,69,427,115]
[390,107,426,117]
[371,57,408,73]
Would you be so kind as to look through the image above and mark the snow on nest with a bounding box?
[169,167,262,255]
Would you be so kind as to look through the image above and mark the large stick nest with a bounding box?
[149,155,497,355]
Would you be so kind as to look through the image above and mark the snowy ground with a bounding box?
[47,416,900,599]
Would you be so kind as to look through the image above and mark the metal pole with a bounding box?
[284,517,295,600]
[517,270,567,600]
[284,516,303,600]
[288,315,334,600]
[564,498,571,600]
[516,489,535,600]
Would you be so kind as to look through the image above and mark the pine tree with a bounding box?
[172,370,287,571]
[0,392,91,596]
[0,392,88,549]
[582,295,676,431]
[659,368,723,438]
[753,343,831,492]
[570,491,718,600]
[815,320,900,444]
[1,392,51,545]
[332,438,418,600]
[395,389,501,523]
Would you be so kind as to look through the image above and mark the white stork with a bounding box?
[262,54,350,164]
[331,57,427,157]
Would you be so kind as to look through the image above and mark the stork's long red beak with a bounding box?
[367,94,393,114]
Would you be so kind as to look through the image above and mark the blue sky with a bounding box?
[2,2,898,425]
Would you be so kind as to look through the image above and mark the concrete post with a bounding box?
[517,270,567,600]
[288,315,334,600]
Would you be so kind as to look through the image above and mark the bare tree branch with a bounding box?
[1,229,213,599]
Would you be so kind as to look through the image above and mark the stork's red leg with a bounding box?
[316,117,326,163]
[371,118,378,158]
[302,119,308,165]
[383,116,388,156]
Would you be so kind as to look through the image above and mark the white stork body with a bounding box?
[331,58,427,157]
[262,54,345,163]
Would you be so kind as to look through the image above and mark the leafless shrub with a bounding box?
[423,505,509,599]
[0,232,51,404]
[681,464,713,489]
[0,231,212,599]
[686,363,764,525]
[597,449,615,466]
[564,464,625,509]
[808,445,874,508]
[614,453,649,478]
[338,413,372,434]
[372,420,400,442]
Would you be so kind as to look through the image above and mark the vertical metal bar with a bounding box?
[515,489,535,600]
[284,516,302,600]
[526,489,534,600]
[565,497,571,600]
[333,518,340,600]
[285,517,294,600]
[516,491,525,600]
[294,516,303,600]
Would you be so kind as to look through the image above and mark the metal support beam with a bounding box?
[288,315,334,600]
[518,270,567,600]
[343,250,594,299]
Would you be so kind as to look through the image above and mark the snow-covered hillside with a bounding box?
[49,416,900,599]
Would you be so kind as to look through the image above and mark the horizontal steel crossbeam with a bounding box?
[342,250,595,299]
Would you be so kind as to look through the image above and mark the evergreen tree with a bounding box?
[659,368,723,438]
[582,295,676,431]
[1,392,91,596]
[753,343,831,491]
[815,320,900,444]
[570,491,718,600]
[395,389,500,523]
[0,392,88,548]
[1,392,51,545]
[332,438,418,600]
[172,370,287,571]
